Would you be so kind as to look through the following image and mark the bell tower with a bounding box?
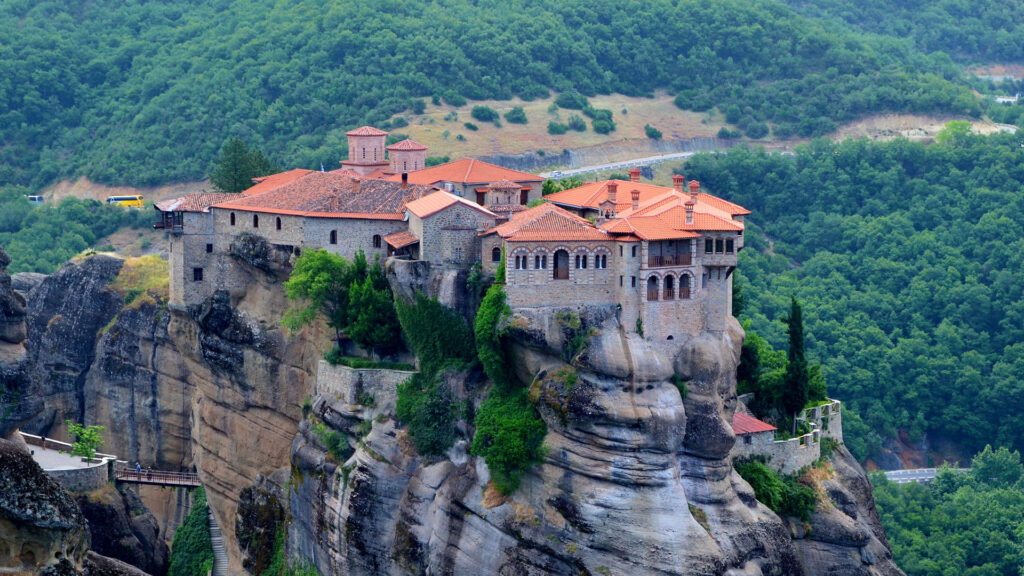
[341,126,390,175]
[386,139,428,174]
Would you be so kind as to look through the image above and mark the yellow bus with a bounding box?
[105,195,145,208]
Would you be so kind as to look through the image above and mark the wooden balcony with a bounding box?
[647,289,659,301]
[647,253,692,267]
[664,289,674,300]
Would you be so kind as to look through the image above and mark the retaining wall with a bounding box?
[315,360,416,419]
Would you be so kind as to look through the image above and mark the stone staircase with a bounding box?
[208,506,229,576]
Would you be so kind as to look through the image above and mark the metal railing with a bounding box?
[114,466,200,487]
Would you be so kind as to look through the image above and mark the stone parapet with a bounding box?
[314,360,416,420]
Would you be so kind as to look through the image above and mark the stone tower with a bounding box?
[387,139,428,174]
[341,126,389,175]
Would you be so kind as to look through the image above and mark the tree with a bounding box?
[503,106,528,124]
[644,124,662,139]
[209,137,277,193]
[65,420,105,460]
[781,297,809,434]
[347,274,402,358]
[935,120,972,145]
[971,445,1023,487]
[282,249,359,343]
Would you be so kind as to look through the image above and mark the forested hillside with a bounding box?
[781,0,1024,62]
[685,129,1024,461]
[1,0,977,190]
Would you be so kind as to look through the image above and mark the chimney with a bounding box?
[631,189,640,212]
[685,198,695,225]
[351,177,361,192]
[607,181,618,205]
[673,174,685,192]
[688,179,700,200]
[629,168,641,183]
[401,172,408,189]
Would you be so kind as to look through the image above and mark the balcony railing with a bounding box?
[647,253,692,267]
[680,287,690,299]
[647,289,659,301]
[664,289,675,300]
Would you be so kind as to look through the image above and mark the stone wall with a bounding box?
[505,241,619,308]
[418,203,494,267]
[301,217,405,264]
[731,429,775,462]
[314,360,415,420]
[47,462,113,492]
[799,399,843,443]
[766,431,821,475]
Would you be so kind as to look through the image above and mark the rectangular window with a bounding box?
[620,275,623,287]
[619,246,623,256]
[705,238,713,253]
[631,276,637,288]
[726,239,734,253]
[206,244,213,253]
[193,268,204,281]
[631,246,637,257]
[535,255,541,269]
[542,255,547,269]
[716,239,724,253]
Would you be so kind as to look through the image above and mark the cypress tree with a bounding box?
[210,136,254,193]
[781,297,809,434]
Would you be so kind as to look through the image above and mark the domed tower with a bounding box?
[341,126,389,175]
[386,139,428,174]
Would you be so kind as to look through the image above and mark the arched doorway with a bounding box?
[553,249,569,280]
[664,275,675,300]
[647,276,659,300]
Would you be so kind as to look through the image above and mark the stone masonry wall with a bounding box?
[505,241,619,309]
[419,203,494,267]
[314,360,415,421]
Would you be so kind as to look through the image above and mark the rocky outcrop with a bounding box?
[0,245,31,437]
[0,245,28,345]
[74,486,169,576]
[0,437,90,575]
[288,288,902,575]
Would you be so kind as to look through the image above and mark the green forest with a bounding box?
[873,446,1024,576]
[0,0,981,189]
[685,129,1024,462]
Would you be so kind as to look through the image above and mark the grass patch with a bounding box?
[322,348,414,371]
[109,254,169,308]
[688,504,711,533]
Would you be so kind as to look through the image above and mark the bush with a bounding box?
[396,373,455,456]
[547,121,569,135]
[745,121,769,139]
[463,122,479,131]
[644,124,662,139]
[717,127,742,139]
[425,155,450,167]
[394,292,476,373]
[581,106,613,122]
[592,119,615,134]
[471,386,547,494]
[471,105,499,123]
[322,348,414,371]
[443,91,466,107]
[567,114,587,131]
[735,459,816,520]
[554,92,588,110]
[474,284,511,387]
[168,487,214,576]
[503,106,528,124]
[411,99,426,114]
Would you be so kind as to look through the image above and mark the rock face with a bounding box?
[287,284,903,575]
[0,437,90,575]
[74,486,169,576]
[0,245,28,345]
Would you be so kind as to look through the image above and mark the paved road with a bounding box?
[540,151,699,179]
[883,468,968,484]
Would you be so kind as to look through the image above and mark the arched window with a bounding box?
[664,275,675,300]
[253,214,259,228]
[647,276,659,300]
[492,247,501,262]
[575,253,587,269]
[230,212,236,226]
[534,253,548,270]
[680,274,692,299]
[372,234,382,248]
[553,249,569,280]
[276,217,282,230]
[329,230,337,245]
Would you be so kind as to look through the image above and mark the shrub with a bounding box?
[394,291,476,373]
[567,114,587,131]
[396,373,456,456]
[735,459,816,520]
[745,121,769,139]
[471,105,499,123]
[717,127,742,139]
[582,106,613,122]
[644,124,662,139]
[503,106,528,124]
[474,284,511,387]
[168,488,214,576]
[391,117,409,128]
[554,92,588,110]
[411,99,426,114]
[425,155,450,167]
[463,122,479,131]
[592,119,615,134]
[471,386,547,494]
[443,91,466,107]
[547,121,569,135]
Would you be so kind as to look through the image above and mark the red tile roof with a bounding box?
[544,180,669,211]
[405,191,496,220]
[346,125,389,136]
[383,230,420,249]
[386,139,427,151]
[485,203,611,243]
[733,412,776,435]
[599,216,701,241]
[244,169,317,196]
[388,158,543,186]
[155,193,239,213]
[211,172,436,219]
